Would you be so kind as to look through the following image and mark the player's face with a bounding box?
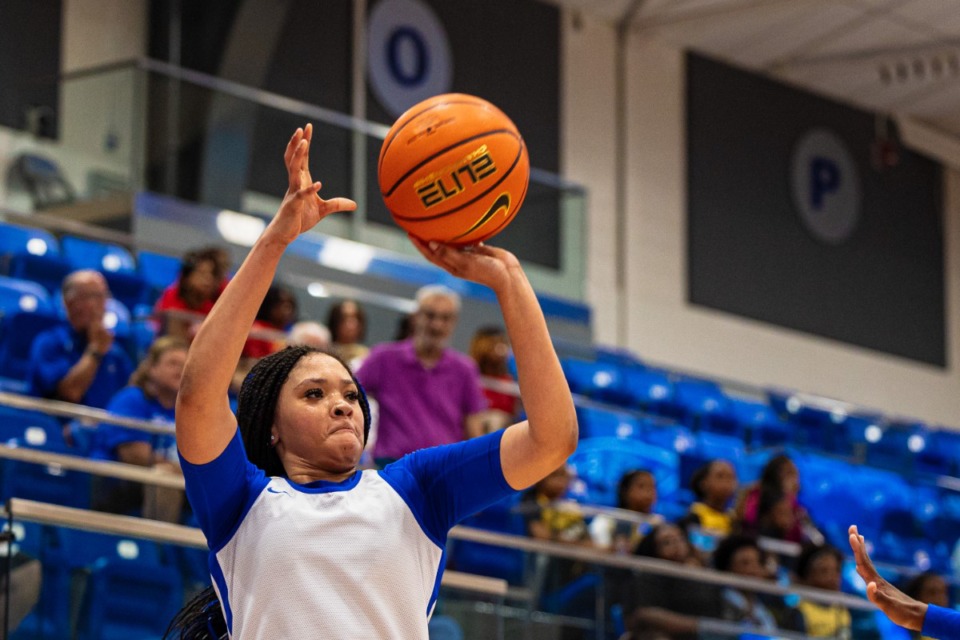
[273,353,365,472]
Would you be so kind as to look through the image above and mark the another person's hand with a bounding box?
[266,124,357,246]
[87,318,114,356]
[848,524,926,631]
[408,237,520,294]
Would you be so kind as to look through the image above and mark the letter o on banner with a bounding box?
[790,128,861,244]
[367,0,453,117]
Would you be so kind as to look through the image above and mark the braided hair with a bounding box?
[165,346,371,639]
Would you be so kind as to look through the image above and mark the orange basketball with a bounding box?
[378,93,529,245]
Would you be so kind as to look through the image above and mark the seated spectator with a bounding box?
[794,544,852,639]
[522,464,594,625]
[469,325,520,434]
[153,246,229,340]
[737,453,823,545]
[243,284,298,358]
[618,523,721,640]
[287,320,331,351]
[28,270,134,412]
[903,572,950,640]
[591,469,660,553]
[679,459,738,537]
[327,299,369,367]
[356,285,487,464]
[521,464,590,545]
[91,336,187,523]
[713,534,785,634]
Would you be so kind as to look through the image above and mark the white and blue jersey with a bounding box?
[180,428,515,639]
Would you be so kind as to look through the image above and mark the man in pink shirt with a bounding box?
[357,285,488,463]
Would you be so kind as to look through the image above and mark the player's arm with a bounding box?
[848,525,927,631]
[176,125,356,464]
[409,240,577,490]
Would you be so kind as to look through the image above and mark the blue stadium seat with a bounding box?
[671,379,734,433]
[7,252,72,295]
[915,428,960,477]
[576,405,644,440]
[76,557,184,640]
[0,275,52,317]
[728,397,789,446]
[560,357,628,405]
[0,457,91,509]
[0,221,59,261]
[60,236,136,274]
[0,310,61,388]
[137,250,181,294]
[862,421,929,476]
[567,437,679,506]
[0,405,67,450]
[0,221,71,294]
[620,368,675,415]
[102,270,152,311]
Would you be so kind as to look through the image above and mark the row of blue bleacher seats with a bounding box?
[0,221,182,388]
[561,355,960,479]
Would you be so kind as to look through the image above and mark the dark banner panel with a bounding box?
[0,0,61,138]
[687,53,945,366]
[147,0,562,270]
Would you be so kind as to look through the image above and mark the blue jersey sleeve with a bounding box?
[923,603,960,640]
[180,429,269,551]
[378,429,515,546]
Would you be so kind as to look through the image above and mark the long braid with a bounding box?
[167,346,371,639]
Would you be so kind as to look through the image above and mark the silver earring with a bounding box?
[270,434,276,444]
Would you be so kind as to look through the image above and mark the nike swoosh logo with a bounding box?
[267,486,290,496]
[452,192,511,241]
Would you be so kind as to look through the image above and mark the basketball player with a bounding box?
[849,525,959,640]
[166,124,578,639]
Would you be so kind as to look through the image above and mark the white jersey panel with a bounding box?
[216,471,443,639]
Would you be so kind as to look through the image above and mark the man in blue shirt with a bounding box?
[850,524,960,639]
[28,270,133,410]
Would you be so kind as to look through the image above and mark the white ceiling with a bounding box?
[545,0,960,139]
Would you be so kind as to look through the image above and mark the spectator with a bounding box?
[153,246,229,340]
[737,454,823,545]
[244,284,298,358]
[28,270,134,411]
[591,469,660,553]
[679,459,738,537]
[618,523,721,640]
[469,325,520,433]
[903,572,950,640]
[712,534,781,633]
[91,336,187,523]
[794,544,852,639]
[327,299,369,367]
[287,320,331,351]
[356,285,487,464]
[521,464,590,545]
